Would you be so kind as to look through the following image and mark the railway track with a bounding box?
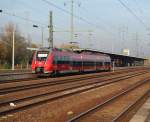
[0,66,148,84]
[0,67,148,93]
[0,68,149,118]
[0,69,148,100]
[67,77,150,122]
[112,91,149,122]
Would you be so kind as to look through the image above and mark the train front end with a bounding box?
[31,50,53,74]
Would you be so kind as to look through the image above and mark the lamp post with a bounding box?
[11,31,15,71]
[0,9,15,70]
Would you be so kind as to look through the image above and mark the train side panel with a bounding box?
[31,49,112,75]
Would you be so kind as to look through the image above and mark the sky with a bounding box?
[0,0,150,57]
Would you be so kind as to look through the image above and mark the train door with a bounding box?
[69,56,73,71]
[52,54,58,75]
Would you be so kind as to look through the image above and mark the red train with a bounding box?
[31,48,111,75]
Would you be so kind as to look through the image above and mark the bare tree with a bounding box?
[0,23,37,68]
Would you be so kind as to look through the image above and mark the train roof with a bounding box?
[36,48,110,57]
[73,48,146,60]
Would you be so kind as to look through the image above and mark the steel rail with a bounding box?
[112,90,150,122]
[67,77,150,122]
[0,70,147,95]
[0,70,149,116]
[0,67,149,84]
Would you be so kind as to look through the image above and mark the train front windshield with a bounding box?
[36,51,49,61]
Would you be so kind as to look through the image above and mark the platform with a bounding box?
[129,97,150,122]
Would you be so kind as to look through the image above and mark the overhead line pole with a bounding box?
[49,11,53,49]
[41,27,44,47]
[135,32,139,57]
[70,0,74,42]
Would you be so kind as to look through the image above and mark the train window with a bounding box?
[54,55,70,65]
[78,61,82,66]
[36,51,49,61]
[72,61,82,66]
[104,62,110,65]
[57,60,62,64]
[83,61,94,66]
[97,62,103,66]
[72,61,76,66]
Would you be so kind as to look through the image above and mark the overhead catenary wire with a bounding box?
[41,0,92,25]
[14,0,73,31]
[1,0,116,37]
[0,10,62,31]
[41,0,117,37]
[2,11,46,26]
[130,0,149,24]
[0,9,83,38]
[117,0,147,29]
[41,0,118,53]
[77,2,118,35]
[1,0,117,52]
